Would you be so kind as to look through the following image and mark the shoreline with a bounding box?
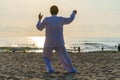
[0,52,120,80]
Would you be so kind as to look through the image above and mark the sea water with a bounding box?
[65,37,120,52]
[0,36,120,52]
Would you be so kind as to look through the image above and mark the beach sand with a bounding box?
[0,51,120,80]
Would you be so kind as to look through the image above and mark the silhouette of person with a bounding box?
[73,47,76,52]
[101,46,104,51]
[118,44,120,52]
[78,46,80,53]
[36,5,77,73]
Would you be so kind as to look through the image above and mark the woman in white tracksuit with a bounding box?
[36,5,77,73]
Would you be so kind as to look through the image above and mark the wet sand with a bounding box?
[0,51,120,80]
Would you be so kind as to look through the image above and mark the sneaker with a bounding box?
[70,68,78,73]
[47,69,55,74]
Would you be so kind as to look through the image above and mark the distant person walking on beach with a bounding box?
[36,5,77,73]
[118,44,120,52]
[78,46,81,53]
[101,46,104,51]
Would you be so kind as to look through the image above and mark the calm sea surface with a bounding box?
[0,36,120,52]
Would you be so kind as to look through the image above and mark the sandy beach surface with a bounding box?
[0,51,120,80]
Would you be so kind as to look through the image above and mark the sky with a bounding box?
[0,0,120,38]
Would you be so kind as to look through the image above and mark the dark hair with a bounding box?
[50,5,59,15]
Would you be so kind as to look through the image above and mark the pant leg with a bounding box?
[55,46,76,72]
[43,47,54,71]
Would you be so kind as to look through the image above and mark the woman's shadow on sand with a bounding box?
[42,72,77,80]
[23,71,78,80]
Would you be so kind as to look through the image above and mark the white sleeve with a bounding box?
[61,12,76,25]
[36,18,47,31]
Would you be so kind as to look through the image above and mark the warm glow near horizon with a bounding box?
[30,36,45,48]
[0,0,120,38]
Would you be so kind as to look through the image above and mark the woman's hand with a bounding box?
[73,10,77,14]
[38,13,43,21]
